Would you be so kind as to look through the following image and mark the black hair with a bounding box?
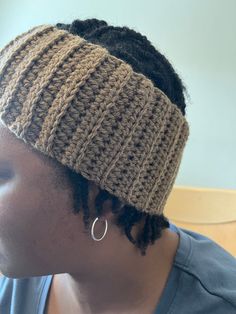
[54,18,189,256]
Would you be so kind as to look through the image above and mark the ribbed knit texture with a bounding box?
[0,24,190,215]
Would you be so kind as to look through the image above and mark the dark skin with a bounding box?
[0,119,180,314]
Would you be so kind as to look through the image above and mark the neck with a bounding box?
[49,229,179,314]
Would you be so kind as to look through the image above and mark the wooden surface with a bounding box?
[164,185,236,257]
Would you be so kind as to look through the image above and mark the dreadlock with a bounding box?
[54,18,188,256]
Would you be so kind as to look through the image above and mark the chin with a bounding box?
[0,265,31,279]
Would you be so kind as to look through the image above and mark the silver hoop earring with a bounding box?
[91,217,108,241]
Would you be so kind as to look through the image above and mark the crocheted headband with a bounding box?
[0,24,189,216]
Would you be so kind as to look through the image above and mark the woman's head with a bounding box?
[0,18,189,278]
[0,120,144,278]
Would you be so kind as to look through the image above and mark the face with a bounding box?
[0,119,125,279]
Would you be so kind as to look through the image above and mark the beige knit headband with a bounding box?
[0,24,190,215]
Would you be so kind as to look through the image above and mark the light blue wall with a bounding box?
[0,0,235,189]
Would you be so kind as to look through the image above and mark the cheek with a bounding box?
[0,183,37,233]
[0,175,85,275]
[0,180,54,261]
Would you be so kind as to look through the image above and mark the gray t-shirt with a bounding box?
[1,222,236,314]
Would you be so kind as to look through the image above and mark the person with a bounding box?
[0,18,235,314]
